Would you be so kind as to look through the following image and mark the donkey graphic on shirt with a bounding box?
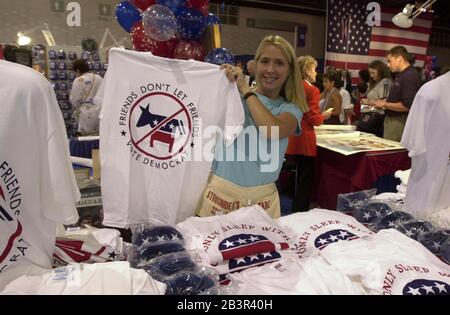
[136,104,186,153]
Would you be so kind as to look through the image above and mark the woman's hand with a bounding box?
[322,107,333,120]
[220,64,251,95]
[372,99,386,109]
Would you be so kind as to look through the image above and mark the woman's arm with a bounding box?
[329,92,342,117]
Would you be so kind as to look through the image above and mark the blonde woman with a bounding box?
[197,35,308,218]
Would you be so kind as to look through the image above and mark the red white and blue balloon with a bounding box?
[143,4,178,41]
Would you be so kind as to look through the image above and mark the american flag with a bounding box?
[403,279,449,295]
[215,233,289,263]
[218,250,283,285]
[314,229,359,250]
[325,0,432,85]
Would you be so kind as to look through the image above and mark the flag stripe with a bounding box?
[369,42,427,55]
[371,27,430,41]
[326,52,425,65]
[326,59,370,70]
[379,21,431,34]
[370,35,429,48]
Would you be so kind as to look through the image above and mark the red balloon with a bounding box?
[198,3,209,15]
[130,22,177,58]
[130,0,156,11]
[173,40,205,61]
[159,36,179,58]
[188,0,209,9]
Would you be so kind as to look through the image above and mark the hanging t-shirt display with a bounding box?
[0,60,80,290]
[401,72,450,219]
[320,229,450,295]
[276,209,373,259]
[97,49,244,227]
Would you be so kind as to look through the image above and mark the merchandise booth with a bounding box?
[1,0,449,297]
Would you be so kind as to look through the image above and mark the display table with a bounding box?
[69,138,99,158]
[312,147,411,210]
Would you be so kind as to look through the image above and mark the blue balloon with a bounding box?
[204,48,235,65]
[156,0,187,16]
[176,8,206,40]
[205,13,221,26]
[115,1,142,33]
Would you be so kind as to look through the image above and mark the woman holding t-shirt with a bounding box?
[196,35,308,218]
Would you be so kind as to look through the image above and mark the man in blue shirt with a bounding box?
[373,46,421,141]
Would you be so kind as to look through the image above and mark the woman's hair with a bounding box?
[254,35,308,112]
[368,60,391,87]
[358,69,370,83]
[72,59,89,74]
[298,55,317,81]
[323,69,338,85]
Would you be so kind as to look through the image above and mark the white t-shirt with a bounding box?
[401,72,450,219]
[0,61,80,289]
[176,206,297,278]
[227,255,366,295]
[53,237,120,267]
[0,262,166,295]
[97,49,244,227]
[276,209,373,259]
[339,88,352,124]
[320,229,450,295]
[70,72,103,134]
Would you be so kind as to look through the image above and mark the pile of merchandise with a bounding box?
[128,224,219,295]
[336,189,450,264]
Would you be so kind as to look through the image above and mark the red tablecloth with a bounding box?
[312,147,411,210]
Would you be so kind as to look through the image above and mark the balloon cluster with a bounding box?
[115,0,230,64]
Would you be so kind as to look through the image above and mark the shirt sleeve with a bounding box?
[222,82,245,146]
[340,90,352,110]
[401,87,432,157]
[280,102,303,136]
[400,72,420,108]
[69,77,86,109]
[41,83,80,224]
[95,71,108,120]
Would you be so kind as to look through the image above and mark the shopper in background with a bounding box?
[336,70,353,125]
[197,35,308,218]
[286,55,331,212]
[357,60,393,137]
[350,82,368,124]
[363,60,393,104]
[246,59,256,86]
[320,70,342,124]
[70,59,103,135]
[372,46,420,141]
